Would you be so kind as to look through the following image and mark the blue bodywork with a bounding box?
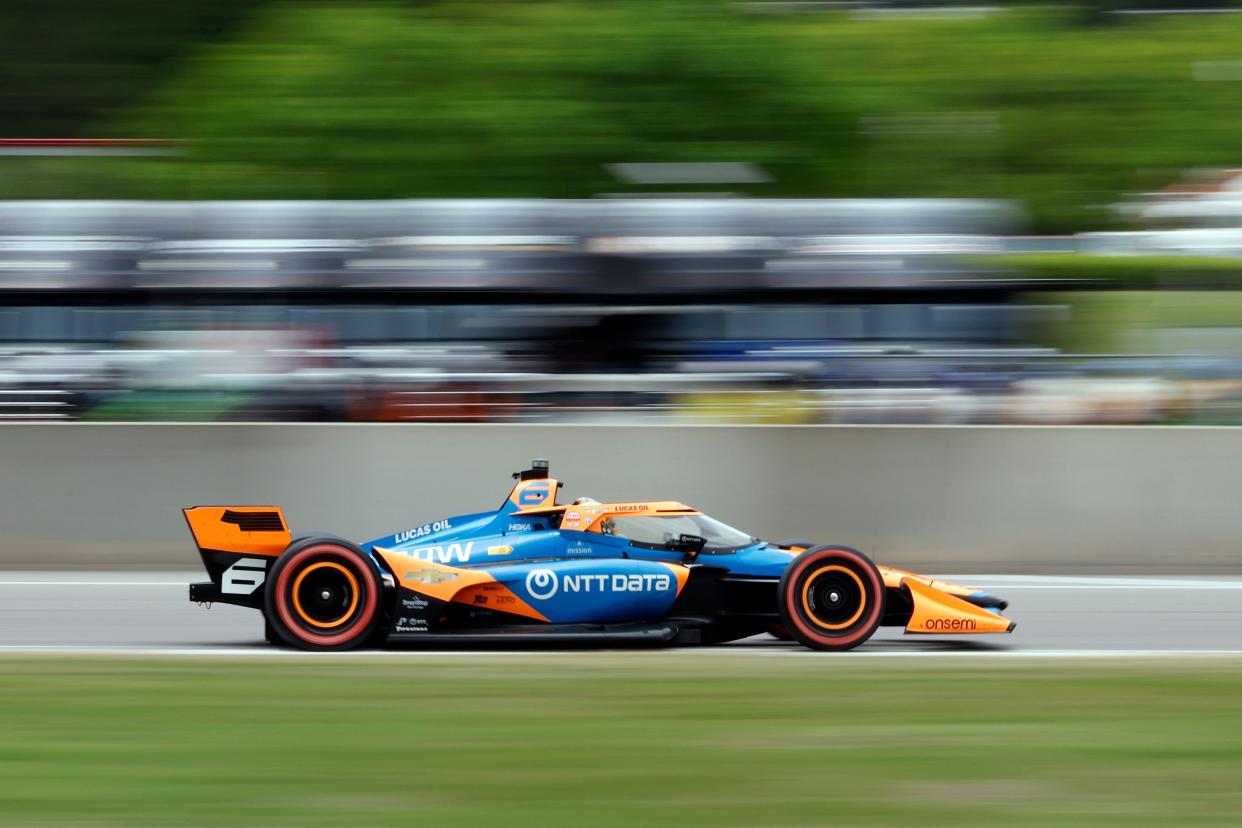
[360,487,793,626]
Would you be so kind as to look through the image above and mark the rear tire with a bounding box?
[767,624,793,641]
[264,537,384,651]
[778,545,884,651]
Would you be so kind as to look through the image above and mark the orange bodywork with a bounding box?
[901,577,1013,634]
[880,566,982,600]
[183,506,291,557]
[372,546,549,622]
[540,501,698,533]
[508,477,561,510]
[658,562,691,597]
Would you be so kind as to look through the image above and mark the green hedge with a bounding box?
[985,254,1242,288]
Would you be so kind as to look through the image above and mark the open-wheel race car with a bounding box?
[185,459,1014,651]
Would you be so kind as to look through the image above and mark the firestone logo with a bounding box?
[526,568,559,600]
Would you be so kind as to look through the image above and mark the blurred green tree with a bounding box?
[107,2,860,199]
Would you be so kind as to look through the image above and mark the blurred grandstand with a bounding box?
[2,197,1240,424]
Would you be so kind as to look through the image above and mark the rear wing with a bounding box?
[184,506,292,608]
[183,506,291,557]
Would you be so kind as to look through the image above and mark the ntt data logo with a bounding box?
[526,568,559,600]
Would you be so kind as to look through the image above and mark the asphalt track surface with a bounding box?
[0,572,1239,656]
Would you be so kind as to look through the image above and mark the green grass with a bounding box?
[2,656,1241,825]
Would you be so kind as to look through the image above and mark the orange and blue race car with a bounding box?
[184,459,1014,651]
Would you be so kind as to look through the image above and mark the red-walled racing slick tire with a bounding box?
[777,545,885,651]
[264,537,385,651]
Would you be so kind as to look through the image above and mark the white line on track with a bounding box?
[0,646,1240,658]
[0,583,186,588]
[0,581,187,587]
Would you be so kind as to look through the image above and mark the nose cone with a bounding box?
[903,578,1014,635]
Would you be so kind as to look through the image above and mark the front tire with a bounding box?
[778,545,884,651]
[264,537,384,651]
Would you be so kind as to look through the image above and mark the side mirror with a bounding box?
[670,533,707,561]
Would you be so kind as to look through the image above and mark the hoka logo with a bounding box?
[403,542,473,564]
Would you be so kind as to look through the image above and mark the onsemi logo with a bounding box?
[923,618,976,632]
[221,557,267,595]
[526,568,559,600]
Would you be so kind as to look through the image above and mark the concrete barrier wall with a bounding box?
[1,424,1239,572]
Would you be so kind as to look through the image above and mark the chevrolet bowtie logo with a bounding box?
[403,568,458,585]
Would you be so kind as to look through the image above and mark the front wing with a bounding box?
[879,567,1015,634]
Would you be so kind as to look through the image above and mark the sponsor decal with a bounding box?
[401,595,430,610]
[395,617,428,633]
[614,504,647,513]
[525,568,559,600]
[403,568,459,585]
[473,593,488,605]
[507,523,533,532]
[524,569,672,600]
[566,543,593,556]
[221,557,267,595]
[487,545,513,556]
[565,573,671,594]
[566,511,581,521]
[394,520,452,544]
[517,482,550,506]
[403,542,474,564]
[923,618,977,632]
[494,595,516,606]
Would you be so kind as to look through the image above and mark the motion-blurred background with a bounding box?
[7,0,1242,424]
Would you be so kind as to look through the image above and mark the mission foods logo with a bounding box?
[524,568,672,600]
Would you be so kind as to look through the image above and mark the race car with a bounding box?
[184,459,1014,652]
